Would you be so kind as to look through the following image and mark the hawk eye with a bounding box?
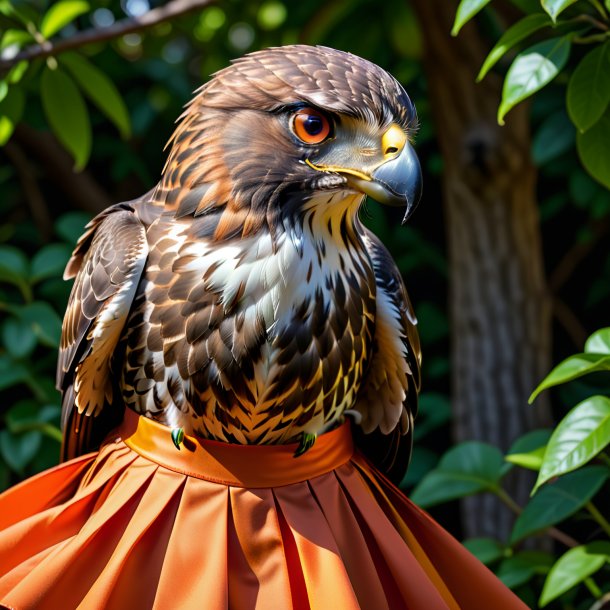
[292,107,331,144]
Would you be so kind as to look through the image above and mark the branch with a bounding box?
[0,0,214,72]
[552,296,589,348]
[549,215,610,293]
[14,124,113,215]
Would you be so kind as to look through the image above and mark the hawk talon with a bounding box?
[171,427,185,450]
[293,432,317,458]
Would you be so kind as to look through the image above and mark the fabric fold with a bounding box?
[0,411,528,610]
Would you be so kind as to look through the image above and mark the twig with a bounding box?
[495,487,580,548]
[549,216,610,293]
[575,13,609,31]
[14,124,113,214]
[0,0,214,72]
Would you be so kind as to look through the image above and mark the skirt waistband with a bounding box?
[111,409,355,487]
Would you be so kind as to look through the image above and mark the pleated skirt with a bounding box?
[0,409,527,610]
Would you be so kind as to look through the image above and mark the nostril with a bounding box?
[385,146,399,155]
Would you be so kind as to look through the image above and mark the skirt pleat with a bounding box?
[0,411,528,610]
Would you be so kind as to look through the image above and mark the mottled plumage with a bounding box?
[57,45,422,482]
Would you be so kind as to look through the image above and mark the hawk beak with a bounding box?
[346,139,422,224]
[305,124,422,223]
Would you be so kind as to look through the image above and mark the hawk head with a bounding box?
[158,45,421,239]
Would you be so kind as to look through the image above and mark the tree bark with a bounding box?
[410,0,552,539]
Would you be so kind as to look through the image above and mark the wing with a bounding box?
[57,203,148,461]
[353,229,422,484]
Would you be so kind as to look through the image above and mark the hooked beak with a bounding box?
[306,123,423,224]
[345,142,422,224]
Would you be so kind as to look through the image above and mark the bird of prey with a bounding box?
[57,44,422,482]
[0,45,529,610]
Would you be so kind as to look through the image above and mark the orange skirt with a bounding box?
[0,410,526,610]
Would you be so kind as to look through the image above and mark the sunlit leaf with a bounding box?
[534,396,610,491]
[567,42,610,133]
[410,442,505,507]
[40,66,91,170]
[40,0,89,39]
[585,328,610,354]
[539,542,610,606]
[577,111,610,189]
[7,60,29,85]
[541,0,578,21]
[0,86,25,145]
[60,52,131,138]
[529,353,610,402]
[1,29,33,49]
[478,13,551,81]
[498,37,571,125]
[510,466,608,543]
[452,0,492,36]
[505,429,552,471]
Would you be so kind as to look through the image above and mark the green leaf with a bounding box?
[510,466,608,543]
[0,81,7,103]
[30,243,71,283]
[532,109,574,165]
[0,429,41,473]
[19,302,62,348]
[506,429,552,471]
[463,538,506,565]
[7,60,29,85]
[497,551,554,589]
[577,111,610,190]
[529,353,610,402]
[413,392,452,440]
[0,354,29,391]
[60,52,131,138]
[539,542,610,606]
[0,244,30,298]
[2,317,37,358]
[585,328,610,354]
[0,86,25,145]
[567,42,610,133]
[1,29,33,50]
[498,36,571,125]
[410,442,505,507]
[400,447,439,488]
[40,66,91,170]
[478,13,551,81]
[452,0,492,36]
[40,0,89,39]
[541,0,578,21]
[55,211,91,245]
[534,396,610,491]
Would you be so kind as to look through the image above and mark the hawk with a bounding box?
[58,44,422,481]
[0,46,529,610]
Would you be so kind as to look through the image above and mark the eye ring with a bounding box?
[291,107,332,145]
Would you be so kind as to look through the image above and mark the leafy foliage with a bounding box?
[414,327,610,607]
[454,0,610,188]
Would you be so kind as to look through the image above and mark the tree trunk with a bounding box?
[410,0,552,539]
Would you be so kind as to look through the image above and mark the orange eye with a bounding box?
[292,107,331,144]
